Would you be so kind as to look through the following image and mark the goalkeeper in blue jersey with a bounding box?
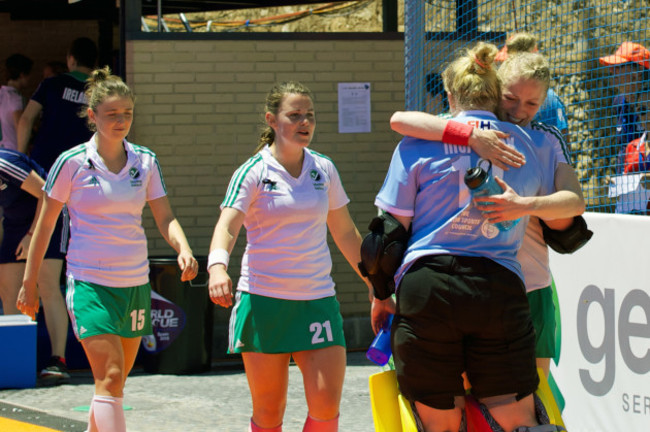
[375,42,568,432]
[390,50,586,381]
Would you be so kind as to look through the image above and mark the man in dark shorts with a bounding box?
[0,148,68,383]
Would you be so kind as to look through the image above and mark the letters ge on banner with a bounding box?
[577,285,650,397]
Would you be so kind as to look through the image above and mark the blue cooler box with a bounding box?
[0,314,37,389]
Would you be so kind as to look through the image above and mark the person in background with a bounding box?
[17,67,199,432]
[1,53,33,151]
[0,149,69,383]
[375,42,562,432]
[208,81,372,432]
[495,32,568,136]
[617,129,650,215]
[425,72,450,114]
[42,61,68,79]
[623,133,650,175]
[0,53,34,251]
[17,37,97,171]
[599,41,650,174]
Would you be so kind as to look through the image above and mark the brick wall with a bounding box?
[126,38,405,319]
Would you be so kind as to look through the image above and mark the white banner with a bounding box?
[549,212,650,432]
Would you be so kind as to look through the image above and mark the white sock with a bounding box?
[87,401,97,432]
[91,395,126,432]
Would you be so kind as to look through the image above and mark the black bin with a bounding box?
[141,256,213,374]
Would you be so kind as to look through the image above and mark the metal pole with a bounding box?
[179,13,192,32]
[404,0,426,110]
[157,0,162,32]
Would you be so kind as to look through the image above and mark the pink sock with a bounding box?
[91,395,126,432]
[302,414,339,432]
[248,418,282,432]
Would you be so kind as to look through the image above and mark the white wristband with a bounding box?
[207,249,230,270]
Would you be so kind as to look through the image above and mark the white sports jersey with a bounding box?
[221,146,349,300]
[45,135,167,287]
[519,122,571,292]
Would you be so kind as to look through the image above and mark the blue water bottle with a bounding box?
[366,314,394,366]
[464,158,520,231]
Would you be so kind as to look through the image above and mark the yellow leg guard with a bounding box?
[535,369,566,430]
[369,370,403,432]
[397,393,418,432]
[368,368,567,432]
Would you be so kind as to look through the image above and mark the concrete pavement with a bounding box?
[0,351,380,432]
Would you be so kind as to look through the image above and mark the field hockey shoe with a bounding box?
[39,356,71,383]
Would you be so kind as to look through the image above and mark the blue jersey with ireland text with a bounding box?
[29,72,93,171]
[375,111,556,285]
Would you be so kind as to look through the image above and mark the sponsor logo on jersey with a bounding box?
[310,169,324,190]
[130,167,142,187]
[467,119,492,130]
[235,339,245,348]
[80,326,87,335]
[480,219,500,239]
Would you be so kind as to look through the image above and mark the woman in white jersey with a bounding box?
[17,67,198,432]
[208,81,371,432]
[390,51,585,377]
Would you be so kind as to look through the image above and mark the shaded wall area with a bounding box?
[0,13,111,97]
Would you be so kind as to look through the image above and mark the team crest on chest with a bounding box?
[310,169,324,190]
[130,167,142,187]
